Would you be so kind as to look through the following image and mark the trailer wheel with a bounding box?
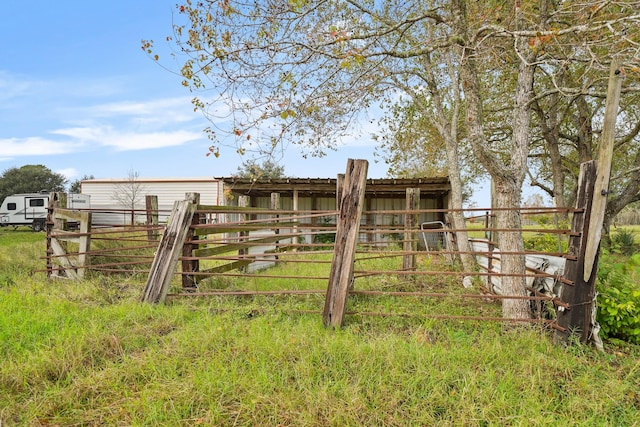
[32,219,46,232]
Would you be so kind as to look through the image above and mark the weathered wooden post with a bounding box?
[238,195,250,270]
[141,196,197,303]
[323,159,368,328]
[75,209,92,279]
[583,60,623,281]
[271,192,281,257]
[403,188,420,271]
[46,193,60,278]
[556,60,622,346]
[182,193,201,290]
[292,188,299,251]
[556,161,598,344]
[145,195,159,241]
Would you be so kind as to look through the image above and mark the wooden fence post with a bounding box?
[403,188,420,271]
[76,210,92,279]
[292,188,299,251]
[583,60,623,281]
[145,195,159,241]
[323,159,368,328]
[557,61,622,346]
[46,193,60,278]
[556,161,598,344]
[271,192,281,255]
[141,196,197,303]
[238,195,250,270]
[182,193,201,290]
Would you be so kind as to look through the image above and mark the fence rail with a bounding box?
[44,159,599,345]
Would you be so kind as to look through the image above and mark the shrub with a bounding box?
[610,228,637,256]
[596,254,640,344]
[523,231,568,253]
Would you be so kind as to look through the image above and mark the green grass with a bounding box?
[1,229,639,426]
[0,225,45,246]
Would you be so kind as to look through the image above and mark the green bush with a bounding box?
[596,254,640,344]
[610,228,637,256]
[523,231,568,253]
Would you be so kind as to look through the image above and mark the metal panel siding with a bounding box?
[81,179,222,210]
[81,179,222,225]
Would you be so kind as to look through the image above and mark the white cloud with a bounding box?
[0,136,81,156]
[101,130,204,151]
[0,125,204,159]
[0,72,35,104]
[51,125,204,151]
[56,168,80,180]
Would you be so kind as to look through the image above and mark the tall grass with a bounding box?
[1,229,639,426]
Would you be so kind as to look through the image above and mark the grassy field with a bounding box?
[1,229,639,426]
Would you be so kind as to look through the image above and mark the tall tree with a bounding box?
[235,158,285,179]
[69,174,95,194]
[0,165,67,204]
[147,0,640,319]
[526,11,640,227]
[113,169,146,225]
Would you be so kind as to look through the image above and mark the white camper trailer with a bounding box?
[0,193,90,231]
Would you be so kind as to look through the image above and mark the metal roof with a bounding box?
[218,176,451,198]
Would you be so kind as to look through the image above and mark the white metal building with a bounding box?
[80,177,224,225]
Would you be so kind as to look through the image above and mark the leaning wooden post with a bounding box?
[323,159,368,328]
[141,197,197,303]
[181,193,201,290]
[557,61,623,346]
[145,195,159,241]
[403,188,420,271]
[583,60,623,281]
[556,161,598,344]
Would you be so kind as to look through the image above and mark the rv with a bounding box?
[0,193,90,231]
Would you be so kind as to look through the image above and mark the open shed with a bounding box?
[220,176,451,239]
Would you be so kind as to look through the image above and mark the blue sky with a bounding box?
[0,0,391,186]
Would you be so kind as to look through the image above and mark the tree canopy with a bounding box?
[0,165,67,204]
[235,158,285,179]
[69,175,95,194]
[147,0,640,319]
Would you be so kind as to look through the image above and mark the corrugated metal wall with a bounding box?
[249,195,441,225]
[81,179,222,209]
[80,178,224,225]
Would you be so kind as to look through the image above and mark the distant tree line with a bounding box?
[0,165,67,204]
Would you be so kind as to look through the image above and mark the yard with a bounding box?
[1,228,639,425]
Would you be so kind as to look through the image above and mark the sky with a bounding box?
[0,1,494,206]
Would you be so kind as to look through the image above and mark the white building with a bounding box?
[80,177,224,225]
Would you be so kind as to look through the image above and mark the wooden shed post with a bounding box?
[336,174,344,206]
[271,192,281,254]
[145,195,159,241]
[292,188,299,251]
[323,159,368,328]
[238,195,250,270]
[403,188,420,271]
[182,192,201,290]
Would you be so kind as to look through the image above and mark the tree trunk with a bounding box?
[443,132,476,272]
[420,52,476,273]
[453,0,534,319]
[493,178,530,319]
